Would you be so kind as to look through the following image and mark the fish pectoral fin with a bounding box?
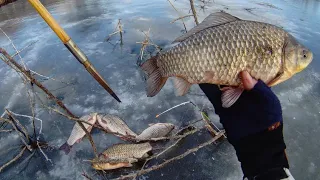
[173,77,192,96]
[124,162,133,167]
[173,12,241,43]
[268,52,289,86]
[268,71,284,86]
[221,87,244,108]
[127,158,139,163]
[141,153,150,159]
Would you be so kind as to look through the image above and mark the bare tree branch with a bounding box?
[167,0,188,32]
[201,111,218,137]
[0,28,27,69]
[82,171,94,180]
[0,146,27,173]
[5,110,30,142]
[26,86,37,138]
[1,118,31,152]
[8,111,43,136]
[37,140,52,163]
[106,19,123,45]
[0,48,98,158]
[0,129,14,133]
[189,0,199,25]
[170,14,194,23]
[11,40,38,58]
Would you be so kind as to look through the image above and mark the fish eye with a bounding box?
[302,50,307,58]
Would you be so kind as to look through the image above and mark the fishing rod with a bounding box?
[27,0,121,103]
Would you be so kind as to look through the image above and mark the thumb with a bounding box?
[240,71,258,90]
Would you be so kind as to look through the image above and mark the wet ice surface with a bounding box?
[0,0,319,179]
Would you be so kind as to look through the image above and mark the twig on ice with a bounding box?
[0,146,27,173]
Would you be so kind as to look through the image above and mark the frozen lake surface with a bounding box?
[0,0,319,179]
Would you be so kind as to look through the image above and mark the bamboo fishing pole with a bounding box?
[27,0,121,102]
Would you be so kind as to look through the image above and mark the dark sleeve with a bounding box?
[199,83,289,179]
[233,123,289,179]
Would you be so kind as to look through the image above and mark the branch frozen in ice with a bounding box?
[0,27,27,69]
[0,48,98,158]
[167,0,188,32]
[170,14,194,23]
[189,0,199,25]
[11,40,38,58]
[37,140,52,164]
[106,19,123,45]
[136,28,161,64]
[8,111,43,136]
[0,129,14,133]
[0,146,27,173]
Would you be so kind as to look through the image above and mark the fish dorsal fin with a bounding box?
[173,12,241,43]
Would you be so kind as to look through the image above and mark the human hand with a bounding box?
[199,71,282,143]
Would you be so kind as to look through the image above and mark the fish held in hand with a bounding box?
[141,12,313,108]
[97,114,137,138]
[136,123,175,141]
[59,113,98,154]
[91,143,152,170]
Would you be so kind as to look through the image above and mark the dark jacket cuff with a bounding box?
[231,124,289,178]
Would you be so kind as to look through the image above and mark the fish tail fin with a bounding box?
[59,142,72,154]
[141,56,168,97]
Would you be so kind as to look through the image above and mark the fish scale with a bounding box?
[160,21,285,85]
[100,143,152,159]
[92,143,152,170]
[136,123,175,141]
[97,114,137,137]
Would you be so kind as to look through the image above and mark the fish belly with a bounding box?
[159,21,285,85]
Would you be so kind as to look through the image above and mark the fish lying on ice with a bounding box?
[59,113,98,154]
[97,114,137,139]
[141,12,313,107]
[91,142,152,170]
[136,123,175,141]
